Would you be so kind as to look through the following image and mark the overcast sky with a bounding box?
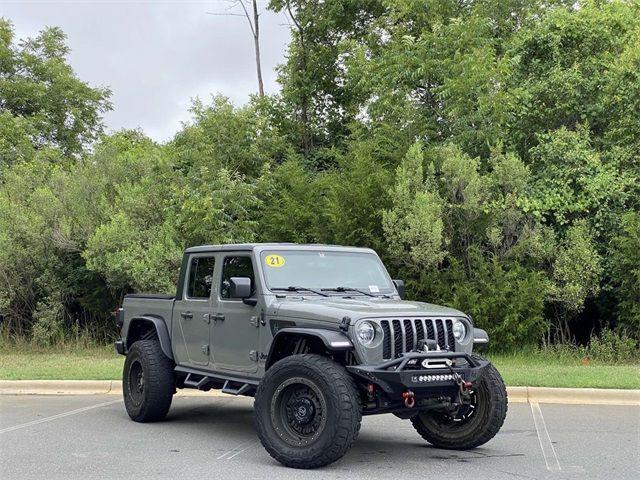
[1,0,291,141]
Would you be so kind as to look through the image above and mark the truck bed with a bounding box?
[122,295,175,331]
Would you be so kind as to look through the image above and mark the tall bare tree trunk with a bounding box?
[210,1,264,98]
[252,0,264,97]
[286,2,312,155]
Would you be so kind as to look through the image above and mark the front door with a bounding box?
[172,254,216,367]
[211,254,259,373]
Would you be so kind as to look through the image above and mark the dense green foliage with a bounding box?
[0,1,638,349]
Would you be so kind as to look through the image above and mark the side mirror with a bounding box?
[393,279,406,300]
[229,277,252,299]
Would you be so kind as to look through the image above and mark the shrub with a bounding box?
[31,299,64,347]
[535,329,639,364]
[587,329,638,364]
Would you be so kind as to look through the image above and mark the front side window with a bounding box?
[221,256,255,299]
[186,256,216,299]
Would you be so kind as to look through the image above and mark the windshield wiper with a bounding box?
[271,286,329,297]
[321,286,378,297]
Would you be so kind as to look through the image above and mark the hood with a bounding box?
[269,296,467,324]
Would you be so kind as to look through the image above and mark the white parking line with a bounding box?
[226,441,258,460]
[216,439,258,460]
[530,402,562,472]
[0,399,122,434]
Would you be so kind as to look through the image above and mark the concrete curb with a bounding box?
[0,380,232,398]
[0,380,638,405]
[508,386,640,405]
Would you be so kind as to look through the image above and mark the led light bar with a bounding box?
[411,374,456,383]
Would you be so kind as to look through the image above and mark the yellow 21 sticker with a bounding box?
[265,254,285,268]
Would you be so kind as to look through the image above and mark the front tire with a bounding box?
[254,354,362,469]
[411,361,507,449]
[123,339,175,422]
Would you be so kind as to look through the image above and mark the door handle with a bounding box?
[213,313,225,323]
[180,311,193,319]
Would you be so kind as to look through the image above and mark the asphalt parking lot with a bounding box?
[0,394,638,480]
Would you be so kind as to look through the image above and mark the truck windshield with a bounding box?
[260,250,394,295]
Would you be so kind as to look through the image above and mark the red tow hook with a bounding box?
[366,382,377,402]
[402,390,415,408]
[462,381,473,392]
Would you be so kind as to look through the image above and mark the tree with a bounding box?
[610,212,640,337]
[169,96,288,176]
[508,1,640,156]
[526,127,633,237]
[269,0,384,161]
[383,142,445,270]
[257,157,325,243]
[0,19,111,158]
[549,220,602,342]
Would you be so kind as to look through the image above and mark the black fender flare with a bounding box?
[126,315,174,360]
[265,327,354,369]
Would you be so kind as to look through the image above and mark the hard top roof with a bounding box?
[184,243,376,254]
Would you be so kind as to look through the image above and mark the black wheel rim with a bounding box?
[270,377,327,447]
[422,387,485,430]
[442,390,478,423]
[128,360,145,406]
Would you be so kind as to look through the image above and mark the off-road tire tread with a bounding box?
[411,360,508,449]
[254,354,362,468]
[123,339,174,422]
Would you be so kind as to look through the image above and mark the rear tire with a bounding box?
[254,354,362,469]
[123,339,174,422]
[411,361,507,449]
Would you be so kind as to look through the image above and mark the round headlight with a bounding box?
[356,321,376,346]
[452,320,467,342]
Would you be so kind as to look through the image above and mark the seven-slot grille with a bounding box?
[380,318,456,360]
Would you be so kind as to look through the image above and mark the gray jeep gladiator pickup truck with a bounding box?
[116,243,507,468]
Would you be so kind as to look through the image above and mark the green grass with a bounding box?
[488,352,640,390]
[0,345,124,381]
[0,345,638,389]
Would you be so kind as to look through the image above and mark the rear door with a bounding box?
[211,254,260,373]
[172,254,216,367]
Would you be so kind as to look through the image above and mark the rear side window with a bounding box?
[186,256,216,299]
[221,256,255,299]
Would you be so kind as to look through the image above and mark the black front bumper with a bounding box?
[347,352,489,400]
[115,340,125,355]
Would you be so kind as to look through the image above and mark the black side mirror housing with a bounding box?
[393,279,406,300]
[229,277,252,299]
